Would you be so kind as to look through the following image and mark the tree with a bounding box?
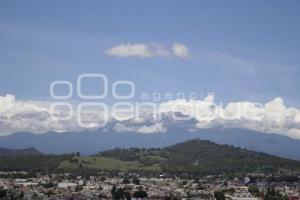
[133,189,148,199]
[111,186,131,200]
[248,185,260,197]
[221,188,235,195]
[75,185,83,192]
[44,181,56,188]
[265,188,288,200]
[47,190,55,197]
[132,177,140,185]
[111,185,117,198]
[122,177,130,184]
[0,189,6,198]
[115,188,125,199]
[19,190,24,198]
[164,197,180,200]
[214,191,225,200]
[100,176,106,181]
[124,191,131,200]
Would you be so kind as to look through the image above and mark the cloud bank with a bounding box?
[0,94,300,139]
[105,42,189,58]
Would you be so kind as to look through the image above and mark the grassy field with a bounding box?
[57,156,161,172]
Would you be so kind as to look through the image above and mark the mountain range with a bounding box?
[0,128,300,160]
[1,139,300,176]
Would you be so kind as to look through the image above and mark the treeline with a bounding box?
[0,155,73,172]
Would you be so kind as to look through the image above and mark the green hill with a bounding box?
[96,139,300,175]
[1,139,300,176]
[0,147,72,172]
[0,147,42,156]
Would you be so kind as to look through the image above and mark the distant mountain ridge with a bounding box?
[0,147,42,156]
[0,128,300,160]
[1,139,300,175]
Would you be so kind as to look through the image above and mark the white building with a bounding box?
[57,181,77,188]
[225,187,258,200]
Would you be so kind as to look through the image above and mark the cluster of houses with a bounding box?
[0,171,299,199]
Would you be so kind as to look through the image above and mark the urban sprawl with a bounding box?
[0,171,299,200]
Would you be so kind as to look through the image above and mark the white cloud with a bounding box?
[136,123,167,134]
[158,96,300,139]
[172,42,189,58]
[0,94,82,135]
[105,43,170,58]
[0,94,300,140]
[105,42,190,58]
[112,122,166,134]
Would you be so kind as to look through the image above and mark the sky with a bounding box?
[0,1,300,137]
[0,0,299,105]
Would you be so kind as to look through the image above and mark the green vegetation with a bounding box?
[1,139,300,176]
[57,156,161,173]
[214,191,225,200]
[265,188,289,200]
[0,147,42,156]
[98,139,300,175]
[248,185,261,197]
[133,189,148,199]
[111,185,132,200]
[0,155,72,172]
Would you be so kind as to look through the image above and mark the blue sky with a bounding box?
[0,0,299,106]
